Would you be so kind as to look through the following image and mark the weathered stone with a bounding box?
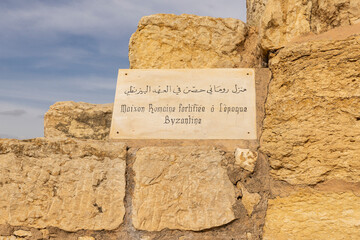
[78,237,95,240]
[129,14,263,69]
[0,138,126,231]
[237,183,261,216]
[235,148,258,172]
[132,147,236,231]
[260,0,360,51]
[0,236,17,240]
[261,31,360,185]
[44,101,113,140]
[247,0,268,26]
[13,230,31,238]
[263,190,360,239]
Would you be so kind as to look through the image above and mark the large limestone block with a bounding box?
[132,147,236,231]
[261,34,360,185]
[263,190,360,239]
[44,101,113,140]
[0,138,126,231]
[129,14,262,69]
[246,0,268,26]
[260,0,360,51]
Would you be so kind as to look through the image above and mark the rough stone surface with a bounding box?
[132,147,236,231]
[260,0,360,51]
[0,138,126,231]
[237,183,261,216]
[78,237,95,240]
[261,33,360,185]
[235,148,258,172]
[13,230,31,238]
[247,0,268,26]
[263,190,360,239]
[0,237,17,240]
[129,14,263,69]
[44,101,113,140]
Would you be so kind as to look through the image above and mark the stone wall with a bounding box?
[129,14,264,69]
[246,0,268,27]
[1,5,360,240]
[260,0,360,51]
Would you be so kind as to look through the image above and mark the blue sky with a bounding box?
[0,0,246,139]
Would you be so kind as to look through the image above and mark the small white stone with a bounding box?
[235,148,258,172]
[13,230,32,237]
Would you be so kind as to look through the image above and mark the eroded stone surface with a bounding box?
[260,0,360,51]
[129,14,263,69]
[235,148,258,172]
[13,230,31,238]
[237,183,261,216]
[132,147,236,231]
[0,138,126,231]
[247,0,268,26]
[263,190,360,239]
[261,33,360,185]
[44,101,113,140]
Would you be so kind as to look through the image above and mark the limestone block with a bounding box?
[260,0,360,51]
[129,14,262,69]
[44,101,113,140]
[237,183,261,216]
[263,190,360,239]
[13,230,31,238]
[246,0,268,26]
[0,237,17,240]
[261,33,360,184]
[234,148,258,172]
[0,138,126,231]
[132,147,236,231]
[78,237,95,240]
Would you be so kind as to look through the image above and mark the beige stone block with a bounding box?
[246,0,268,26]
[0,236,17,240]
[78,237,95,240]
[44,101,113,140]
[234,148,258,172]
[132,147,236,231]
[0,138,126,231]
[261,34,360,185]
[13,230,31,238]
[237,183,261,216]
[263,190,360,239]
[260,0,360,51]
[129,14,263,69]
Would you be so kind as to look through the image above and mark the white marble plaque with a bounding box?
[110,69,256,139]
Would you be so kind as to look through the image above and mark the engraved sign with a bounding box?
[110,69,256,139]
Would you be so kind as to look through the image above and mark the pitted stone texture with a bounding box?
[44,101,113,140]
[261,35,360,185]
[260,0,360,51]
[0,237,17,240]
[129,14,262,69]
[0,138,126,231]
[132,147,236,231]
[235,148,258,173]
[263,190,360,240]
[247,0,268,26]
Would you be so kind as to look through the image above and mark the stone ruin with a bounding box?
[1,0,360,239]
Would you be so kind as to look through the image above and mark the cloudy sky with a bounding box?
[0,0,247,139]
